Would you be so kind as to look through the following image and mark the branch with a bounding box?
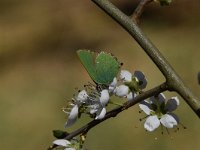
[91,0,200,118]
[131,0,153,24]
[48,1,200,149]
[48,82,168,150]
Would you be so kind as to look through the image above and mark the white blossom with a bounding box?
[120,70,147,90]
[64,90,89,128]
[139,93,180,132]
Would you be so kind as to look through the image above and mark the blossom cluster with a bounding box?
[64,70,147,128]
[52,69,182,149]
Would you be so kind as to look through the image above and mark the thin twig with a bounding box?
[132,0,153,24]
[91,0,200,118]
[48,82,168,150]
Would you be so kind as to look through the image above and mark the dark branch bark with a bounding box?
[132,0,153,24]
[91,0,200,118]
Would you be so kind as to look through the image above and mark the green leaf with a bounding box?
[53,130,69,139]
[77,50,120,85]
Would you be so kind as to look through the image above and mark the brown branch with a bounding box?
[132,0,153,24]
[91,0,200,118]
[48,0,200,149]
[48,82,168,150]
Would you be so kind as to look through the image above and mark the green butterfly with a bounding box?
[77,50,120,86]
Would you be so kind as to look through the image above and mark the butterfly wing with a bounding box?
[77,50,120,85]
[77,50,97,82]
[95,51,120,85]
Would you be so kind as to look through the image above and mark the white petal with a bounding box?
[160,114,178,128]
[64,148,76,150]
[114,85,129,97]
[65,105,78,128]
[120,70,132,82]
[126,92,136,101]
[77,90,88,103]
[165,97,179,112]
[110,77,117,87]
[100,89,110,106]
[140,100,154,111]
[95,107,106,120]
[144,115,160,132]
[139,104,152,115]
[168,113,179,124]
[53,139,71,147]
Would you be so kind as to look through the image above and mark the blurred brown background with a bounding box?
[0,0,200,149]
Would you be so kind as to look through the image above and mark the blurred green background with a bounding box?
[0,0,200,149]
